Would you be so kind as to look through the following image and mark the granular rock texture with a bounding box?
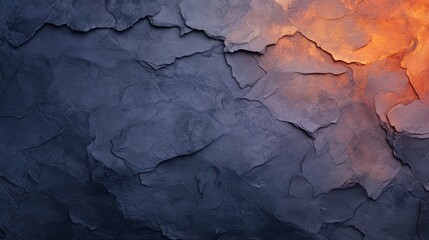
[1,1,429,239]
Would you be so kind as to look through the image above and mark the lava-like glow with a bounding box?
[239,0,429,197]
[293,0,429,104]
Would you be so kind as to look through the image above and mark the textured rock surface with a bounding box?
[1,0,429,239]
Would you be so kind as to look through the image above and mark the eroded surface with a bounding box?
[1,0,429,239]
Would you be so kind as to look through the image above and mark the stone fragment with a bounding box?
[348,187,420,240]
[256,34,349,75]
[105,0,160,30]
[310,104,402,198]
[320,187,367,223]
[225,51,265,88]
[0,0,162,46]
[179,0,303,52]
[245,71,351,133]
[302,152,352,195]
[288,175,313,199]
[320,224,364,240]
[297,0,414,64]
[401,1,429,102]
[388,100,429,138]
[148,0,192,34]
[390,134,429,190]
[111,20,220,69]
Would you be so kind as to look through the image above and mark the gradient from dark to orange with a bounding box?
[235,0,429,197]
[272,0,429,127]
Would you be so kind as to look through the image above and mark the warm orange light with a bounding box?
[246,0,429,197]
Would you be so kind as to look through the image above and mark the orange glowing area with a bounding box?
[241,0,429,126]
[293,0,429,104]
[197,0,429,108]
[220,0,429,197]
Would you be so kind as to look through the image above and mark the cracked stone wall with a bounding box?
[1,0,429,239]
